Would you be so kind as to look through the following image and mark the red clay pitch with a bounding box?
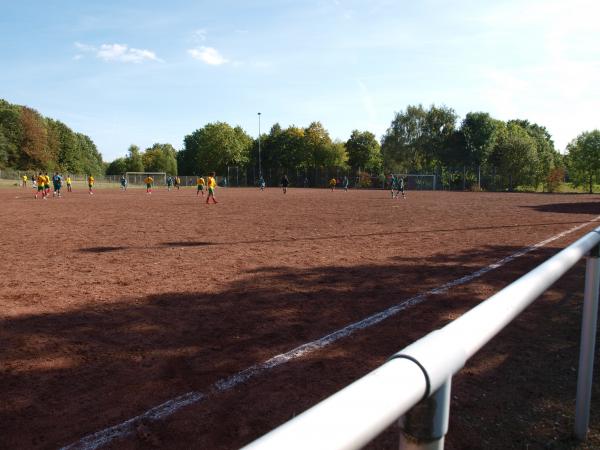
[1,187,599,449]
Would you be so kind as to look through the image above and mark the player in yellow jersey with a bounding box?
[66,176,72,192]
[329,177,337,191]
[35,172,46,199]
[196,176,205,196]
[206,172,218,204]
[22,175,27,188]
[44,173,51,196]
[144,176,154,194]
[87,175,95,195]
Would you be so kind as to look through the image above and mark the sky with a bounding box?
[1,0,598,162]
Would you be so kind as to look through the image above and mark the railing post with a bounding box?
[575,244,600,440]
[399,377,451,450]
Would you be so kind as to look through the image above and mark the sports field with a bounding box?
[1,187,600,449]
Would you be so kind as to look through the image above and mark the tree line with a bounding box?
[2,97,598,192]
[0,99,103,175]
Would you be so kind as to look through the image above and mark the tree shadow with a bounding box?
[2,243,597,449]
[79,246,128,253]
[77,221,594,254]
[524,201,600,215]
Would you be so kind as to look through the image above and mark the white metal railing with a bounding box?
[243,226,600,450]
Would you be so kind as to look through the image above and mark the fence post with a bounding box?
[399,377,451,450]
[575,244,600,440]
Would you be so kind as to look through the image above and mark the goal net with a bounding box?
[125,172,167,186]
[391,174,436,190]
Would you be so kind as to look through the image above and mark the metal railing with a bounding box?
[243,226,600,450]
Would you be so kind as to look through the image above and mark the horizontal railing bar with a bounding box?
[243,226,600,450]
[242,357,427,450]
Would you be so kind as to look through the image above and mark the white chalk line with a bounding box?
[61,217,600,450]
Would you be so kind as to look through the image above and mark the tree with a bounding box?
[0,98,103,173]
[325,140,348,168]
[508,119,559,190]
[566,130,600,193]
[345,130,382,173]
[19,107,50,169]
[143,143,178,174]
[381,105,427,172]
[381,104,455,173]
[422,105,457,169]
[304,121,335,167]
[0,127,8,168]
[106,157,128,175]
[490,122,539,190]
[125,145,144,172]
[461,112,498,187]
[75,133,104,175]
[0,100,22,167]
[180,122,252,175]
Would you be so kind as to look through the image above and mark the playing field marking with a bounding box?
[61,216,600,450]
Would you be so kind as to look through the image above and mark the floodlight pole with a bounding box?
[258,112,262,179]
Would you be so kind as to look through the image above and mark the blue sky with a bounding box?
[1,0,598,162]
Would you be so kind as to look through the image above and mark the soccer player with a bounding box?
[206,172,218,204]
[342,176,349,192]
[66,175,72,192]
[35,172,46,199]
[398,177,406,199]
[390,174,398,198]
[329,177,337,191]
[144,175,154,194]
[259,175,265,191]
[120,174,127,191]
[196,176,205,196]
[174,176,181,190]
[22,174,27,188]
[43,173,51,197]
[87,175,95,195]
[52,172,62,198]
[167,176,173,191]
[281,174,289,194]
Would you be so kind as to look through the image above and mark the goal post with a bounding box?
[125,172,167,186]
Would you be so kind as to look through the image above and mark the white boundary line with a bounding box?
[61,217,600,450]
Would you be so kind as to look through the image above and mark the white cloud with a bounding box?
[188,46,228,65]
[73,42,162,63]
[97,44,161,63]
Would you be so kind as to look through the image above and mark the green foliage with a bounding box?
[381,104,457,172]
[106,157,128,175]
[461,112,498,172]
[0,127,9,168]
[142,143,178,174]
[125,145,144,172]
[508,119,559,190]
[346,130,381,172]
[0,98,103,174]
[179,122,252,175]
[490,122,539,190]
[566,130,600,193]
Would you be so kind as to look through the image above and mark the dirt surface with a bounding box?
[1,186,600,450]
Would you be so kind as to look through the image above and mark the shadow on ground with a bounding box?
[2,243,599,449]
[78,220,592,253]
[523,201,600,215]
